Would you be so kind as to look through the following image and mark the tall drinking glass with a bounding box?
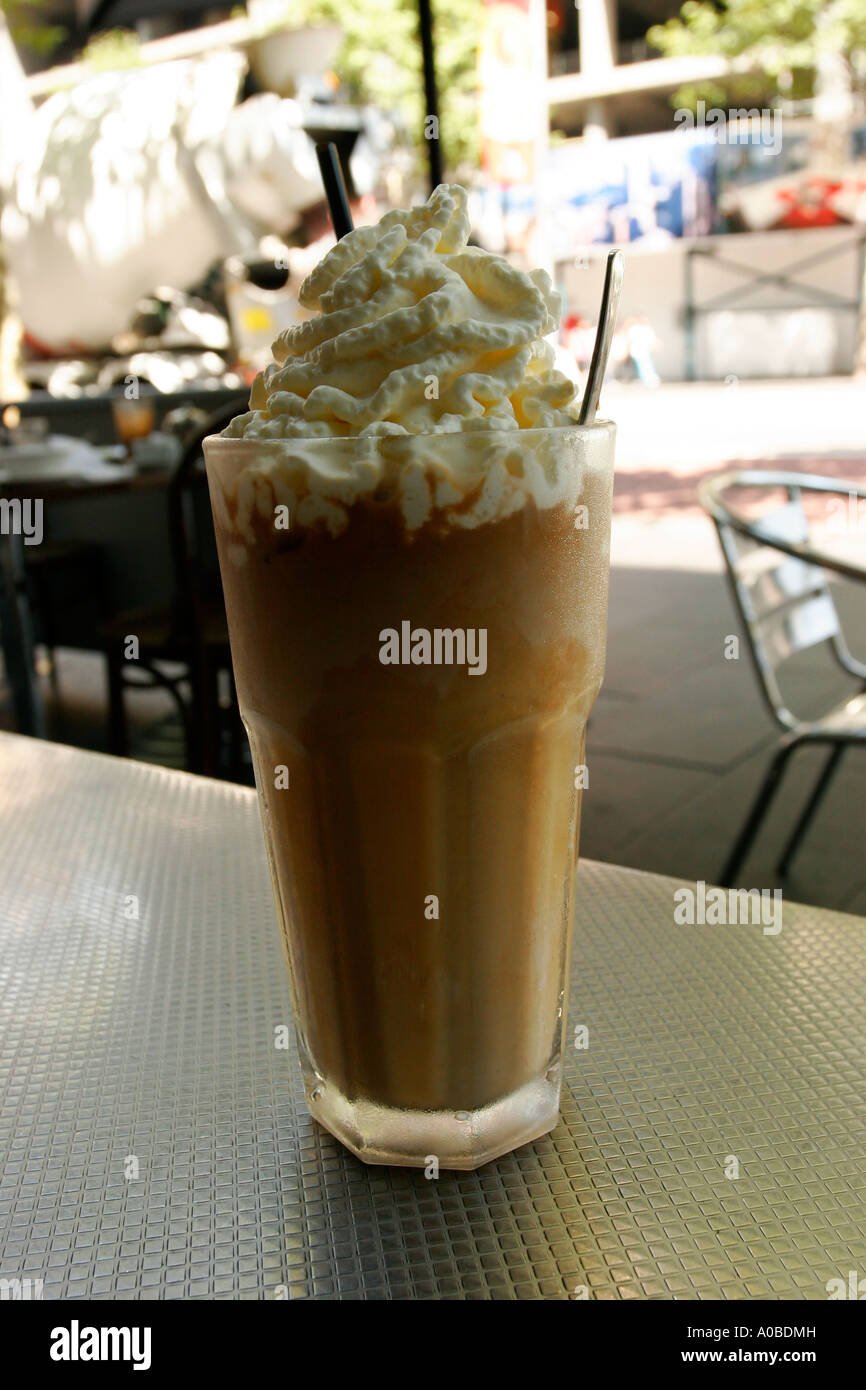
[205,423,615,1168]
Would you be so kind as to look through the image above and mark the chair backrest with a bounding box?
[167,397,248,644]
[704,477,842,729]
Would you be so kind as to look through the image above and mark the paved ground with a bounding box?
[2,377,865,915]
[583,564,866,914]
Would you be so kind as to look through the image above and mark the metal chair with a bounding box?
[700,470,866,886]
[101,397,248,776]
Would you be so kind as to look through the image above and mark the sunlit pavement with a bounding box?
[605,375,866,473]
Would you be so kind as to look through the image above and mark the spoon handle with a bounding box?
[578,249,625,426]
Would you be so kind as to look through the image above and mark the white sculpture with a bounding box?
[1,41,387,352]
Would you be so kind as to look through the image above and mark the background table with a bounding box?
[0,464,174,737]
[0,734,864,1300]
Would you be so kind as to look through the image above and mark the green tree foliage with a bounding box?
[82,29,142,71]
[1,0,64,54]
[287,0,481,172]
[647,0,866,109]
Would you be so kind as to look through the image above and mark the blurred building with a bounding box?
[526,0,866,382]
[547,0,737,140]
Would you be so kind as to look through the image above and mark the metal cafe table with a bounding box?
[0,733,863,1300]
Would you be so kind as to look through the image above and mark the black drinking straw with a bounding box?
[316,142,354,240]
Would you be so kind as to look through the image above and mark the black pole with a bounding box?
[418,0,443,191]
[315,142,354,240]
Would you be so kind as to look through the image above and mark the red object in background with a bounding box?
[774,178,846,229]
[24,331,95,360]
[546,0,566,34]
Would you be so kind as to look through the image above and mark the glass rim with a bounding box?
[203,419,616,453]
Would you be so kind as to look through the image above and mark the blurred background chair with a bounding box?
[701,470,866,886]
[101,398,248,778]
[24,539,106,699]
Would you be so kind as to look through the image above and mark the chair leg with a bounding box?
[207,665,222,778]
[105,650,129,758]
[196,648,221,778]
[776,743,845,878]
[185,657,207,776]
[46,647,61,701]
[225,666,244,781]
[720,739,799,887]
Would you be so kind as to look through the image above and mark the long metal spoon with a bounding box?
[578,248,625,426]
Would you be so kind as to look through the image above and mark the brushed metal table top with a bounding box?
[0,733,863,1301]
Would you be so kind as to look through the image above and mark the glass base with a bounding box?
[302,1061,563,1171]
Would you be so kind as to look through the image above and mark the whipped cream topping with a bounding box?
[210,184,611,537]
[208,426,612,542]
[223,183,579,440]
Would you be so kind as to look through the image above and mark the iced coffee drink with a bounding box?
[205,185,615,1168]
